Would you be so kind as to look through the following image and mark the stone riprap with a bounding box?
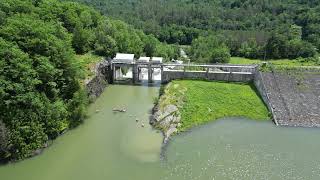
[258,70,320,127]
[151,104,181,144]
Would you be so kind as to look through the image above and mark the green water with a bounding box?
[1,85,320,180]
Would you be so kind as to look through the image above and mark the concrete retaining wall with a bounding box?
[162,70,254,83]
[254,72,278,125]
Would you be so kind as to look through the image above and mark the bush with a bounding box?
[210,47,231,63]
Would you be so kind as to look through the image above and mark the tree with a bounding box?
[141,34,158,57]
[106,20,144,56]
[190,35,231,63]
[94,35,118,57]
[155,43,178,61]
[266,33,288,59]
[72,23,94,54]
[266,29,317,59]
[238,39,263,59]
[0,37,48,160]
[69,0,320,59]
[0,10,6,26]
[93,19,119,57]
[80,10,93,28]
[210,47,231,63]
[0,12,85,160]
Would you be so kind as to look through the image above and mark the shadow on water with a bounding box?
[113,80,162,87]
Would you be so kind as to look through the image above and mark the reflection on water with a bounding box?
[0,85,320,180]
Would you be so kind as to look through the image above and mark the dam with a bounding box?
[92,54,320,128]
[88,56,320,127]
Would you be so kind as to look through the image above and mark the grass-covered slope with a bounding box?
[159,80,270,131]
[229,57,319,66]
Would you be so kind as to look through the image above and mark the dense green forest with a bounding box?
[71,0,320,61]
[0,0,177,162]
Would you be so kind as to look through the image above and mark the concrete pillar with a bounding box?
[228,72,232,82]
[112,64,116,82]
[148,64,153,83]
[109,63,114,84]
[160,65,164,83]
[132,64,138,84]
[137,67,141,82]
[206,67,210,79]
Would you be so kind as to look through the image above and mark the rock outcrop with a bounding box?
[151,104,181,144]
[85,60,110,102]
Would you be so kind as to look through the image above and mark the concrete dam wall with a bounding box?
[161,65,257,83]
[162,71,254,83]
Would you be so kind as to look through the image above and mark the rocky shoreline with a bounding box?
[85,59,110,102]
[150,82,186,144]
[151,104,182,144]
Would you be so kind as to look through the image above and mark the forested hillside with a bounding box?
[0,0,177,162]
[70,0,320,61]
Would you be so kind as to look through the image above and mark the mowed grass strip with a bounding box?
[229,57,318,66]
[167,80,270,131]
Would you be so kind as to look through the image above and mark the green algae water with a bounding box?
[1,85,320,180]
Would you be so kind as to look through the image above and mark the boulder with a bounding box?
[164,126,178,143]
[152,105,179,124]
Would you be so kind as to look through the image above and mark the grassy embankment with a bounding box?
[229,57,319,66]
[158,80,270,131]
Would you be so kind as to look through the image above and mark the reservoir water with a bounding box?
[0,85,320,180]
